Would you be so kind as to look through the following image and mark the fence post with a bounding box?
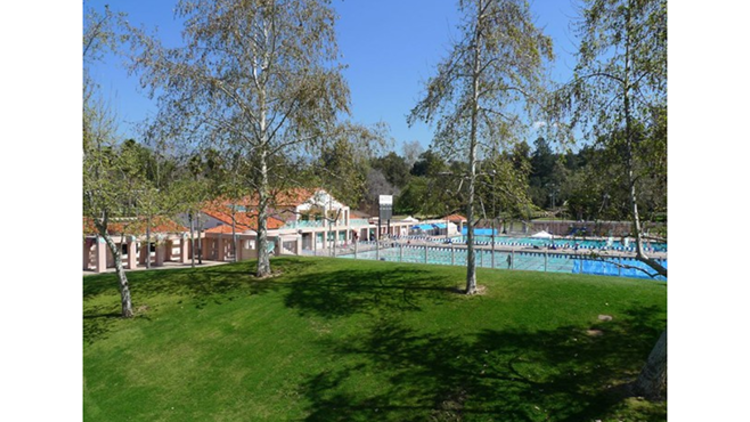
[491,241,495,269]
[511,250,515,270]
[354,240,358,259]
[451,245,455,266]
[424,244,428,264]
[544,249,548,272]
[376,239,380,261]
[480,249,484,268]
[399,243,403,262]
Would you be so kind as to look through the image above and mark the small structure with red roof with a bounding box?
[83,216,189,273]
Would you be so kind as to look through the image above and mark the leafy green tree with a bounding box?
[119,139,185,268]
[410,150,447,178]
[408,0,552,294]
[394,176,427,216]
[372,152,411,189]
[130,0,351,278]
[315,136,368,207]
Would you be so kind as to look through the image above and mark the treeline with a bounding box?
[309,133,666,224]
[114,128,666,226]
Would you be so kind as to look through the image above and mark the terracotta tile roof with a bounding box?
[204,225,248,234]
[201,199,285,231]
[202,187,332,229]
[246,187,322,208]
[83,216,187,236]
[443,213,467,222]
[229,187,326,209]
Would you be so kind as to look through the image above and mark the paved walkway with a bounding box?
[83,260,230,277]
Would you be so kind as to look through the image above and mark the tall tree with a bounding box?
[555,0,667,399]
[558,0,667,276]
[83,4,136,318]
[130,0,350,277]
[408,0,552,294]
[83,104,140,318]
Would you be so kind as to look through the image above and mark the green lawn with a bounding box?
[84,257,666,422]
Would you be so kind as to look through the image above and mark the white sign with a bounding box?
[379,195,393,205]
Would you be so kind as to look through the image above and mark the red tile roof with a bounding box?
[240,187,322,208]
[83,216,187,236]
[204,225,246,234]
[443,213,467,222]
[201,199,285,231]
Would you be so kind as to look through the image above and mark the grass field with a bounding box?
[83,257,666,421]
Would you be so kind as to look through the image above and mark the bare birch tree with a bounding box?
[83,4,136,318]
[553,0,667,400]
[129,0,350,277]
[556,0,667,277]
[408,0,552,294]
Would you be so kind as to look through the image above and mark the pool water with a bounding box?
[453,230,667,252]
[342,244,666,281]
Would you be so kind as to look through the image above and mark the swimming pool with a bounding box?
[450,229,667,252]
[341,244,666,281]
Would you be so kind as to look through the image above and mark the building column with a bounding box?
[180,235,190,264]
[273,237,281,257]
[83,239,90,270]
[165,240,173,262]
[139,242,148,265]
[154,236,165,267]
[217,236,226,261]
[106,242,115,267]
[95,237,107,273]
[127,236,138,269]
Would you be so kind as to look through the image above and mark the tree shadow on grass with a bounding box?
[278,266,456,318]
[83,258,456,317]
[300,305,666,422]
[83,307,121,345]
[83,258,318,309]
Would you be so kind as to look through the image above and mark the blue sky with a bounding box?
[85,0,580,153]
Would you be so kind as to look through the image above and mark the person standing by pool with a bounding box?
[507,254,513,269]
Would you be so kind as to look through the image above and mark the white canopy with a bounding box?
[531,230,554,239]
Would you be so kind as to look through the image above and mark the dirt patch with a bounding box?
[251,270,283,280]
[450,284,488,296]
[586,329,604,337]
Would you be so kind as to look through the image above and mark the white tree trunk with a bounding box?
[256,151,271,277]
[102,233,134,318]
[464,0,483,295]
[633,329,666,399]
